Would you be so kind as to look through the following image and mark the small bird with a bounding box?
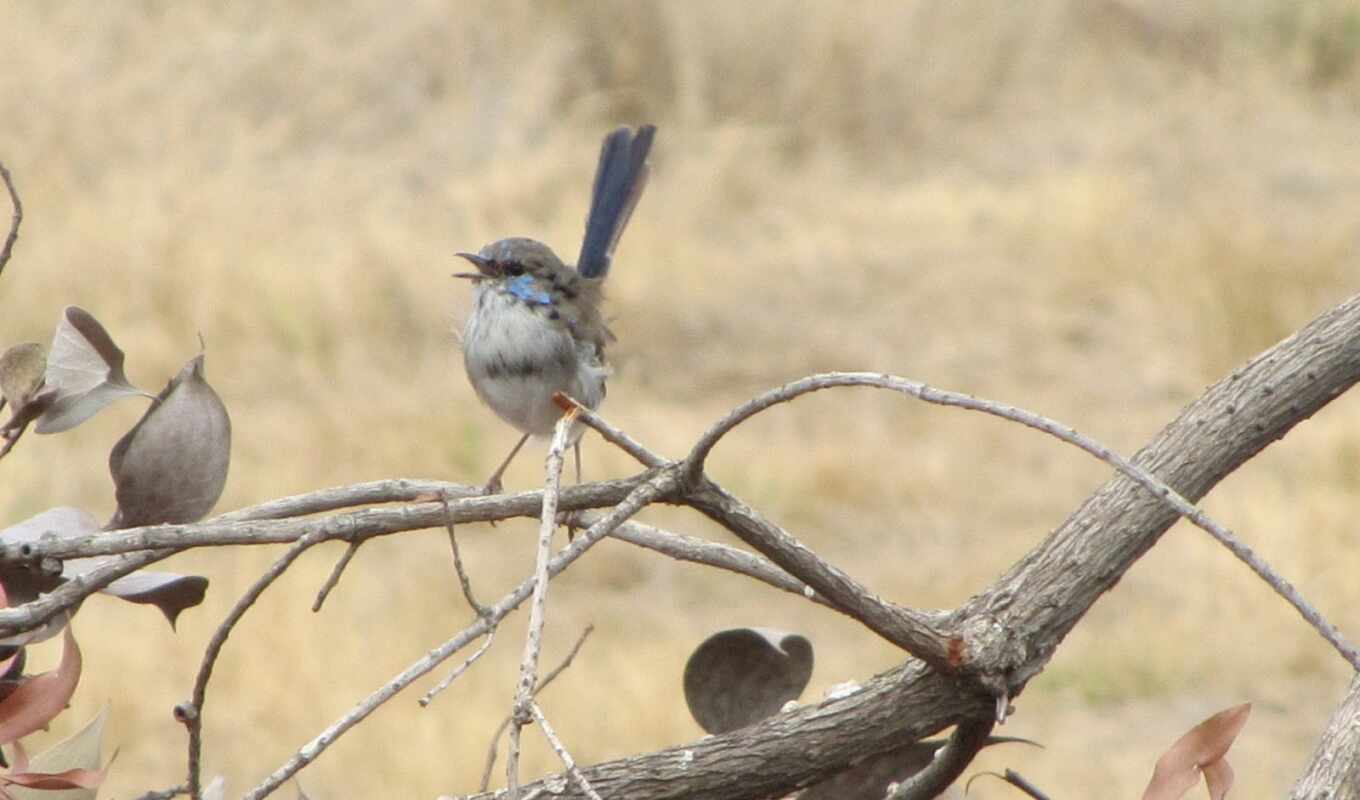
[456,125,656,494]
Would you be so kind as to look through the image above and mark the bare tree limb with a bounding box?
[955,291,1360,689]
[452,293,1360,799]
[1291,674,1360,800]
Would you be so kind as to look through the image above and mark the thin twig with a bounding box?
[245,469,676,800]
[555,393,667,468]
[681,371,1360,672]
[885,716,995,799]
[528,701,603,800]
[0,161,22,278]
[217,479,482,522]
[480,625,595,791]
[508,413,576,797]
[583,514,831,608]
[311,541,361,613]
[187,529,334,798]
[964,769,1051,800]
[419,629,496,707]
[445,501,489,616]
[131,785,188,800]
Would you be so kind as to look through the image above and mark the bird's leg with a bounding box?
[483,432,531,495]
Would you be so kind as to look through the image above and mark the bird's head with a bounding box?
[454,237,565,282]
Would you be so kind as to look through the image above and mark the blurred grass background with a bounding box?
[3,1,1360,797]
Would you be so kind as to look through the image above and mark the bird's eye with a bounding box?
[501,262,525,277]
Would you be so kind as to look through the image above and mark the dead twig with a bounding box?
[480,625,595,791]
[507,412,576,797]
[0,161,22,279]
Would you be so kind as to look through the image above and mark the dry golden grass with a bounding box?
[4,1,1360,797]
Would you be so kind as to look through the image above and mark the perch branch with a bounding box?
[453,292,1360,799]
[508,414,575,795]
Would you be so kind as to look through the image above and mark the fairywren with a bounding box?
[456,125,656,493]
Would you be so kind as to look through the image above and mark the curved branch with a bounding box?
[446,291,1360,800]
[886,716,995,800]
[186,528,333,797]
[959,291,1360,687]
[1291,674,1360,798]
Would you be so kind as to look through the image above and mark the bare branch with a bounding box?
[217,479,482,522]
[508,414,575,796]
[445,518,489,617]
[419,630,496,707]
[453,292,1360,800]
[957,291,1360,687]
[481,625,596,791]
[595,515,832,608]
[0,161,22,279]
[245,469,678,799]
[1291,674,1360,799]
[885,717,995,800]
[557,395,668,468]
[310,541,360,613]
[529,701,603,800]
[187,528,332,798]
[686,481,954,669]
[683,369,1360,671]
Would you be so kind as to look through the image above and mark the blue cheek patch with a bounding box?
[506,274,553,305]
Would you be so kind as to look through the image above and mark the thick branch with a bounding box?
[957,292,1360,688]
[1291,674,1360,799]
[453,662,991,800]
[453,292,1360,799]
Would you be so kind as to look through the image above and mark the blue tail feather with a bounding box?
[576,125,656,279]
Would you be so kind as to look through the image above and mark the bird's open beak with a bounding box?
[453,252,492,280]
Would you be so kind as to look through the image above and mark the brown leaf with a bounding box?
[0,627,82,746]
[92,572,208,629]
[1,508,209,633]
[1141,703,1251,800]
[35,308,147,434]
[4,708,110,800]
[108,353,231,528]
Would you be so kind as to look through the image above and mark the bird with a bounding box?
[455,125,656,495]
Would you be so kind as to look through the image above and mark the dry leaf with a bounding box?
[1142,703,1252,800]
[35,307,147,434]
[108,353,231,528]
[0,627,81,747]
[683,628,814,734]
[6,707,110,800]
